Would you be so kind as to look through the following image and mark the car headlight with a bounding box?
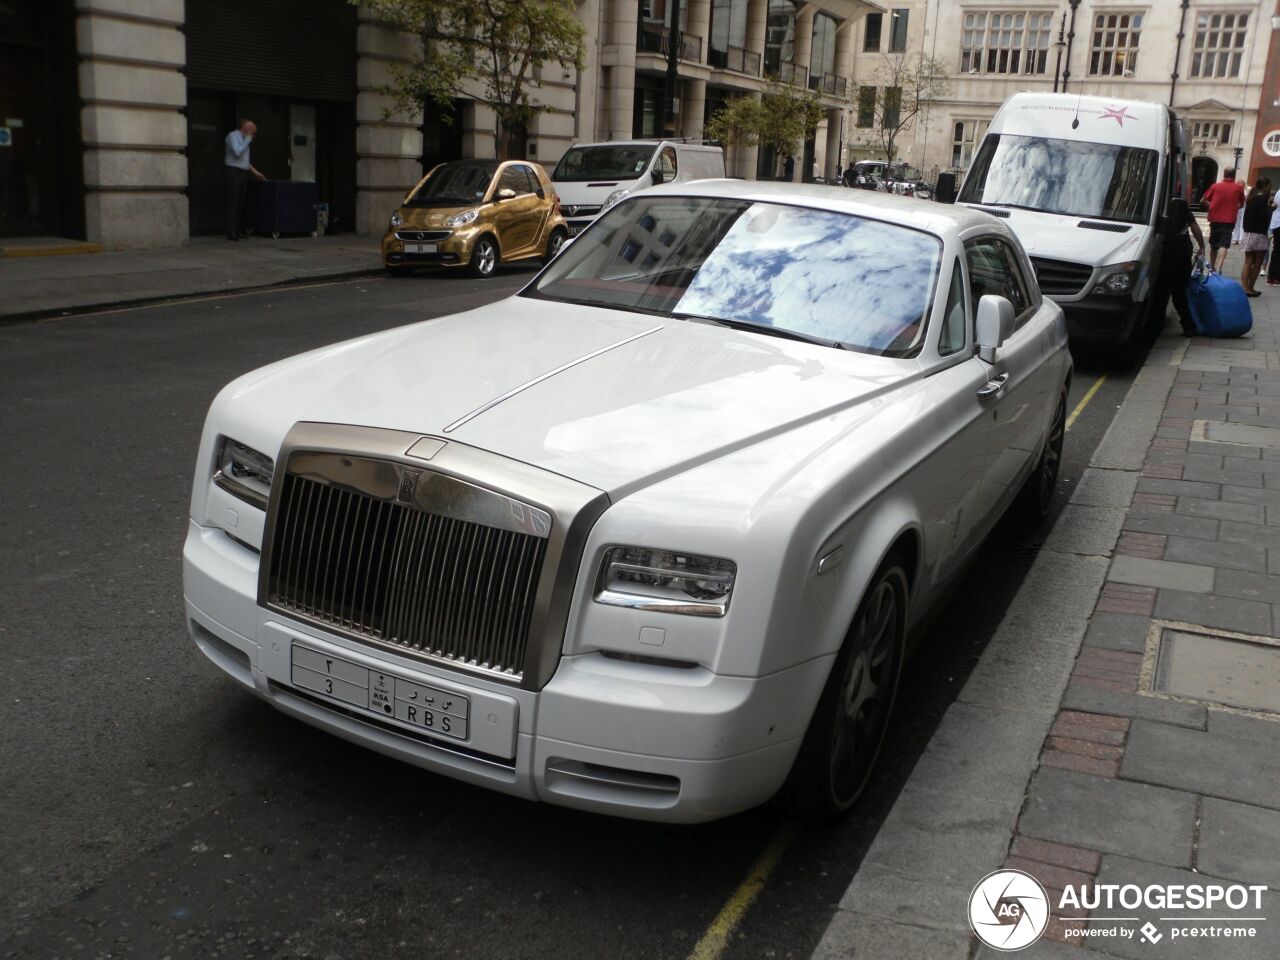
[214,438,274,509]
[594,546,736,617]
[390,210,404,228]
[445,208,479,227]
[1091,261,1138,296]
[602,189,630,211]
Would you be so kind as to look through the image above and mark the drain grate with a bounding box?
[1151,627,1280,714]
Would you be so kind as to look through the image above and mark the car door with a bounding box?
[492,164,541,258]
[965,236,1053,535]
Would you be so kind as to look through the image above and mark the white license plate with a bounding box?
[566,224,584,237]
[406,242,437,254]
[290,644,469,741]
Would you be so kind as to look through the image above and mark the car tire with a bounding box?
[469,235,499,278]
[543,228,568,266]
[789,555,908,825]
[1017,387,1067,522]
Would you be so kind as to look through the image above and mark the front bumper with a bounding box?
[1057,292,1145,345]
[182,520,820,823]
[381,227,476,269]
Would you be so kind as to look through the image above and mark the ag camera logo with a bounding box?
[969,869,1050,951]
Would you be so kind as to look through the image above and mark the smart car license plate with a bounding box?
[406,242,437,254]
[290,644,469,741]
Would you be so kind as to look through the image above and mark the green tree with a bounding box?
[355,0,586,158]
[706,84,826,171]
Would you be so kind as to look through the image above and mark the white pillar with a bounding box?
[355,12,424,237]
[824,107,843,178]
[608,0,639,139]
[683,79,707,138]
[76,0,187,249]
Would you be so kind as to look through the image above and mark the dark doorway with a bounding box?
[1191,155,1219,206]
[802,134,816,181]
[0,0,82,238]
[422,99,465,174]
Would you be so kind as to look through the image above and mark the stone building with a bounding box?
[847,0,1273,199]
[0,0,879,251]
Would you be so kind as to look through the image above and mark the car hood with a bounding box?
[553,179,642,206]
[962,204,1150,265]
[396,204,478,228]
[217,298,910,497]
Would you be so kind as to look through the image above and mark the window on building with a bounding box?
[1264,130,1280,158]
[764,0,797,76]
[857,86,876,127]
[710,0,750,58]
[1190,11,1249,78]
[810,13,838,83]
[864,12,882,52]
[890,9,909,53]
[951,119,989,169]
[961,11,1053,75]
[884,87,902,129]
[1089,12,1142,76]
[1191,120,1233,144]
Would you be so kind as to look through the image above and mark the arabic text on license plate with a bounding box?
[290,644,469,741]
[407,242,437,254]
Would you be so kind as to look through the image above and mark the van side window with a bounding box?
[965,238,1032,329]
[657,147,677,183]
[938,258,968,356]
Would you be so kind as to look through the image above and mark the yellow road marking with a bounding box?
[687,821,798,960]
[1066,374,1107,430]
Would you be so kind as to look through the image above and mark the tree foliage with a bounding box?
[857,54,949,162]
[705,84,826,162]
[356,0,586,157]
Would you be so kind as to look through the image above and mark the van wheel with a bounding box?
[469,236,499,278]
[789,556,907,824]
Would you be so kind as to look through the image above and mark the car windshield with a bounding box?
[958,133,1158,224]
[528,196,941,356]
[553,145,658,181]
[406,162,498,206]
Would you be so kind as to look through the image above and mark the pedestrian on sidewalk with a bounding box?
[224,119,267,241]
[1267,198,1280,285]
[1201,167,1246,271]
[1239,177,1272,297]
[1152,194,1206,336]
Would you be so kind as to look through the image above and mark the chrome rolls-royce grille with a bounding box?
[266,456,549,679]
[1029,257,1095,297]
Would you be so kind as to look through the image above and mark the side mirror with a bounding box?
[975,294,1015,363]
[496,188,517,201]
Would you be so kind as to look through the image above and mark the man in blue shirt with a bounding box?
[225,119,266,240]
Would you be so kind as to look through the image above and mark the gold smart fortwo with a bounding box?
[382,159,568,278]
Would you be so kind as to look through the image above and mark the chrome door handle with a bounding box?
[977,373,1009,399]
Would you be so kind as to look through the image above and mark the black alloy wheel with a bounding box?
[791,558,908,823]
[469,236,499,278]
[1020,388,1067,520]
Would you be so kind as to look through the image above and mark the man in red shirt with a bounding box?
[1201,168,1246,270]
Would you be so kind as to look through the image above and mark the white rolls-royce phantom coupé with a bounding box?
[183,180,1071,823]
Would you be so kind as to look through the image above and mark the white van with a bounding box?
[957,92,1187,349]
[551,140,726,236]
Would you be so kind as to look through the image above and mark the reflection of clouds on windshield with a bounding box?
[978,137,1155,221]
[677,205,939,351]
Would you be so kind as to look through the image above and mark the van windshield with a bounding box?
[959,133,1158,224]
[553,145,657,181]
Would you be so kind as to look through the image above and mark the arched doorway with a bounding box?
[1191,156,1219,207]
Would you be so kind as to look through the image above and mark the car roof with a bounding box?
[639,179,1009,239]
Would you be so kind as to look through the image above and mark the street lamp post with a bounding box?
[1053,13,1067,92]
[1061,0,1081,92]
[665,0,683,137]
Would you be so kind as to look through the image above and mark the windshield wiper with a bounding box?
[670,312,846,349]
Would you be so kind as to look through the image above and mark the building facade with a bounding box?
[0,0,881,250]
[849,0,1272,199]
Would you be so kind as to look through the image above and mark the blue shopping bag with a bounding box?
[1187,257,1253,338]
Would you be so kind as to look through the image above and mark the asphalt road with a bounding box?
[0,267,1136,960]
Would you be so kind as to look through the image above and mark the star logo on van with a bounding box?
[1100,105,1133,127]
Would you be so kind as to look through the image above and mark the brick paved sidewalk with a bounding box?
[813,256,1280,960]
[996,262,1280,958]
